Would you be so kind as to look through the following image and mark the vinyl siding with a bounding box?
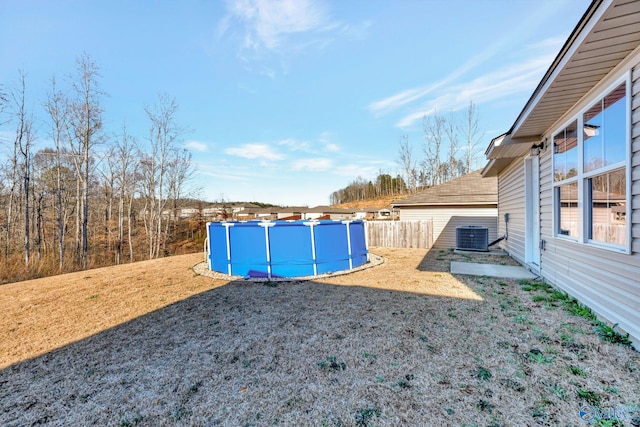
[633,63,640,254]
[496,159,526,264]
[399,206,497,248]
[530,55,640,348]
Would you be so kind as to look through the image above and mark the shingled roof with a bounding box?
[391,170,497,207]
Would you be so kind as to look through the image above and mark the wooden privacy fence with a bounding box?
[366,220,433,249]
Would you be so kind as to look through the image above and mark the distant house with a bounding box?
[354,207,398,220]
[178,208,199,219]
[276,206,307,220]
[302,206,355,220]
[253,207,279,221]
[235,210,256,221]
[481,0,640,347]
[230,202,259,212]
[354,208,376,220]
[391,171,498,248]
[376,208,397,220]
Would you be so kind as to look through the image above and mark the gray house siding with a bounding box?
[400,206,497,248]
[497,159,526,264]
[532,56,640,347]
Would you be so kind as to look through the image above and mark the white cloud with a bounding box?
[367,50,495,118]
[185,140,209,152]
[325,143,339,152]
[368,85,435,117]
[220,0,368,73]
[277,138,311,152]
[291,157,333,171]
[389,34,564,129]
[224,143,284,160]
[525,35,566,52]
[222,0,330,51]
[277,135,339,154]
[395,51,556,128]
[369,19,566,127]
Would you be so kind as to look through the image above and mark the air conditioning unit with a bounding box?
[456,226,489,251]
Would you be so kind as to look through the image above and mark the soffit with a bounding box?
[511,0,640,139]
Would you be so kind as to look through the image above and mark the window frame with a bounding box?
[551,73,631,254]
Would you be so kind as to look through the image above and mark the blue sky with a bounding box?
[0,0,590,206]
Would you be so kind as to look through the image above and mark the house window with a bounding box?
[553,79,629,251]
[586,168,626,246]
[553,120,578,181]
[556,182,578,238]
[583,84,626,172]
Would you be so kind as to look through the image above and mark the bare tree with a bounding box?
[0,55,207,283]
[113,123,138,264]
[69,52,103,269]
[11,71,36,265]
[461,101,484,173]
[44,76,72,270]
[142,93,186,259]
[164,147,196,252]
[397,134,417,193]
[31,150,55,259]
[100,147,116,258]
[422,112,446,186]
[0,84,8,125]
[3,112,19,259]
[444,117,460,181]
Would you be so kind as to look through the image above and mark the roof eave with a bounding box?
[509,0,607,138]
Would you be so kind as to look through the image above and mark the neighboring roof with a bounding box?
[232,202,260,209]
[275,206,308,213]
[304,206,356,214]
[483,0,640,176]
[391,171,497,207]
[355,207,384,212]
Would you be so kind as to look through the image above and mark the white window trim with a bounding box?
[551,72,631,254]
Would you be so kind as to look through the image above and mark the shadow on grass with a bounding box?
[1,277,489,426]
[2,258,638,426]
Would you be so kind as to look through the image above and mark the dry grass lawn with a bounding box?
[1,248,639,426]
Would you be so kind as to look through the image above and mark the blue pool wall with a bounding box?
[206,219,368,278]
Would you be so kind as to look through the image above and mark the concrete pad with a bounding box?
[453,249,508,256]
[450,261,538,280]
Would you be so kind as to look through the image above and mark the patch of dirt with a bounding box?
[1,247,638,426]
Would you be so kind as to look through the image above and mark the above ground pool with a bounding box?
[206,220,368,278]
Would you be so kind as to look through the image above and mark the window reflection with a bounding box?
[557,182,578,238]
[554,120,578,181]
[584,83,626,172]
[589,168,626,246]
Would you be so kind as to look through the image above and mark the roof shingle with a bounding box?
[391,171,497,207]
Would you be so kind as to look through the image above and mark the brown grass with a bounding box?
[1,248,639,426]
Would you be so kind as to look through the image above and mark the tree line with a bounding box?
[0,53,197,283]
[330,101,485,204]
[329,173,407,205]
